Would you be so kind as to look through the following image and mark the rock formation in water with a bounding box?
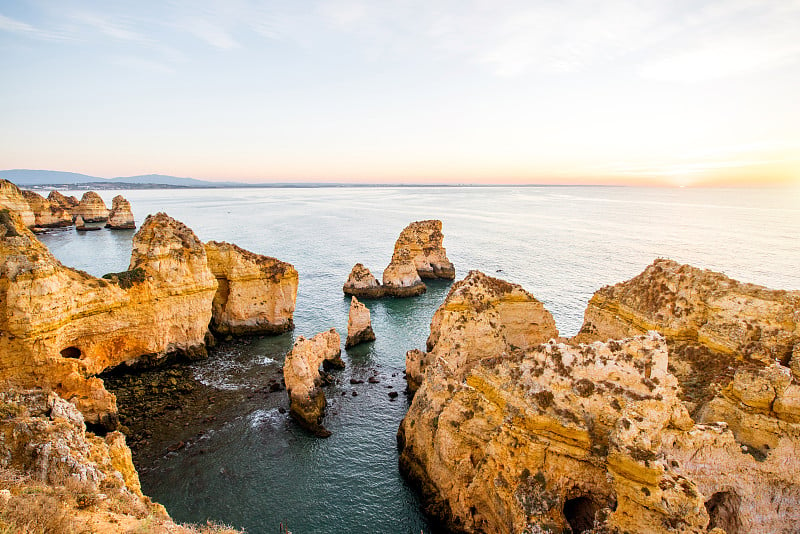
[48,190,79,209]
[382,247,427,297]
[405,270,558,393]
[105,195,136,229]
[400,264,800,533]
[71,191,109,222]
[393,219,455,279]
[0,210,217,428]
[343,263,385,298]
[0,179,35,227]
[0,389,239,533]
[21,190,73,228]
[204,240,298,336]
[283,329,343,437]
[346,296,376,348]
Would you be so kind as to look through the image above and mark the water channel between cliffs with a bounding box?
[37,186,800,533]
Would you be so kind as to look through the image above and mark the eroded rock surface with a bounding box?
[205,241,298,336]
[343,263,385,298]
[283,329,343,437]
[71,191,109,222]
[393,219,455,279]
[382,247,426,297]
[105,195,136,229]
[0,179,35,227]
[346,296,376,348]
[22,190,72,228]
[48,190,79,209]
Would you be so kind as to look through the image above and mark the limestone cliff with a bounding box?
[405,270,558,393]
[0,389,239,533]
[204,241,298,336]
[0,210,217,428]
[71,191,109,222]
[21,190,73,228]
[0,180,35,227]
[48,190,79,209]
[382,247,426,297]
[105,195,136,229]
[343,263,385,298]
[346,296,376,348]
[393,219,455,279]
[283,329,343,437]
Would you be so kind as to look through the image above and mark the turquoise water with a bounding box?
[37,186,800,533]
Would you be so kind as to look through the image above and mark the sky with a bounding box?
[1,0,799,186]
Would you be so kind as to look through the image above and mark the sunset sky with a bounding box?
[1,1,799,186]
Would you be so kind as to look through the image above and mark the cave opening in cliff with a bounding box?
[563,496,598,533]
[705,490,743,534]
[60,346,82,359]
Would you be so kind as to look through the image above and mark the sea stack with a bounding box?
[0,179,35,227]
[72,191,109,222]
[204,240,298,336]
[48,190,79,209]
[345,296,376,348]
[392,219,455,279]
[382,247,426,297]
[283,329,343,437]
[343,263,385,298]
[105,195,136,229]
[22,190,73,228]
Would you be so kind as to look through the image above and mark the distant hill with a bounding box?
[0,169,244,188]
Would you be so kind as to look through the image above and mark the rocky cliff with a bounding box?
[205,241,298,336]
[283,329,343,437]
[0,180,35,227]
[346,296,376,348]
[105,194,136,229]
[71,191,109,222]
[21,190,73,228]
[343,263,385,298]
[48,190,79,209]
[393,219,455,279]
[405,270,558,393]
[0,210,217,428]
[0,389,239,533]
[400,265,800,533]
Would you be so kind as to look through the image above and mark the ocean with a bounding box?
[37,185,800,533]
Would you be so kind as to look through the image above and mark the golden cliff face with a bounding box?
[405,270,558,393]
[0,180,35,227]
[105,195,136,229]
[48,190,79,209]
[71,191,109,222]
[0,211,217,428]
[21,190,73,228]
[204,240,298,336]
[393,219,455,280]
[400,266,800,533]
[283,329,343,437]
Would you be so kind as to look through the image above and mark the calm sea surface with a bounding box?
[37,186,800,533]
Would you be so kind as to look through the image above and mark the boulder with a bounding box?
[346,296,376,348]
[343,263,385,298]
[0,179,35,227]
[283,329,343,437]
[205,240,298,336]
[105,195,136,229]
[71,191,109,222]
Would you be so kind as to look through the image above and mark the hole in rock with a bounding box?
[564,496,598,533]
[705,490,743,534]
[60,346,82,359]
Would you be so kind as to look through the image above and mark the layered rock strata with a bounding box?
[71,191,109,222]
[283,329,343,437]
[0,210,217,428]
[346,296,376,348]
[0,179,35,227]
[343,263,385,298]
[205,241,298,336]
[405,270,558,393]
[0,389,239,533]
[21,190,73,228]
[105,195,136,229]
[392,219,455,279]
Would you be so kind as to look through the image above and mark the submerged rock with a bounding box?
[71,191,109,222]
[205,240,298,336]
[283,329,343,437]
[105,194,136,229]
[0,179,35,227]
[22,189,72,228]
[346,296,376,348]
[343,263,385,298]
